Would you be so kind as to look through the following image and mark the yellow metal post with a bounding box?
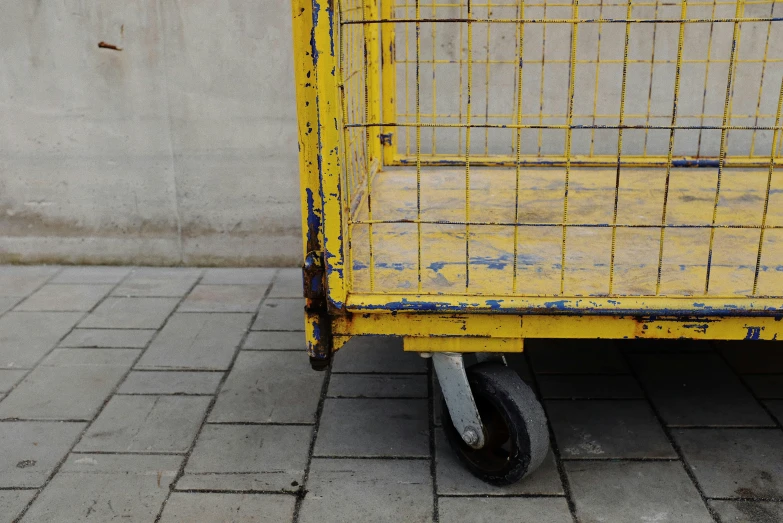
[381,0,396,165]
[313,0,347,308]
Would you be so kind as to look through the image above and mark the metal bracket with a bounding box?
[303,252,332,370]
[432,352,485,449]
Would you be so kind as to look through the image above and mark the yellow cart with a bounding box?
[291,0,783,484]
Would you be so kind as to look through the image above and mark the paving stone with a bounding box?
[0,312,82,369]
[673,428,783,499]
[331,336,426,374]
[178,424,311,492]
[745,375,783,399]
[0,490,36,523]
[268,269,303,298]
[209,351,324,423]
[766,401,783,425]
[0,421,85,487]
[299,458,433,523]
[79,297,179,329]
[160,492,295,523]
[630,353,774,427]
[527,339,629,374]
[20,453,181,523]
[0,349,140,420]
[314,398,429,457]
[179,284,268,313]
[76,395,211,453]
[717,342,783,374]
[0,266,60,297]
[252,299,305,331]
[243,331,304,350]
[135,313,251,370]
[709,500,783,523]
[438,497,572,523]
[566,461,712,523]
[435,429,563,495]
[201,268,277,285]
[327,374,428,398]
[0,370,26,393]
[118,371,223,395]
[538,374,644,399]
[50,266,131,284]
[14,284,112,312]
[59,328,156,348]
[546,400,676,459]
[0,297,20,316]
[112,267,202,297]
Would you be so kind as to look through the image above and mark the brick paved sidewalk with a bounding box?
[0,266,782,522]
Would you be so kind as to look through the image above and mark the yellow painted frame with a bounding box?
[292,1,783,357]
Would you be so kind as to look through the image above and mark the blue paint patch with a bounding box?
[683,324,709,334]
[745,326,762,340]
[485,299,504,310]
[543,300,570,310]
[305,188,322,245]
[311,1,321,65]
[327,3,335,57]
[312,322,322,341]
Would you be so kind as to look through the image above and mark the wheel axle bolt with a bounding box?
[462,427,480,446]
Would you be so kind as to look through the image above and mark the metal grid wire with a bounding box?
[336,0,783,298]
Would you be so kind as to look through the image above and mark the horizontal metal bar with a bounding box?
[388,154,783,168]
[344,293,783,317]
[334,313,783,341]
[346,122,783,131]
[349,219,783,229]
[342,16,783,25]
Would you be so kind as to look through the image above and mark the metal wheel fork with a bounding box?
[432,352,506,449]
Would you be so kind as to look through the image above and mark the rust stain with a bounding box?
[98,41,122,51]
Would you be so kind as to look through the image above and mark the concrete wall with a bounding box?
[1,0,301,266]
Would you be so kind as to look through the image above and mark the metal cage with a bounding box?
[293,0,783,365]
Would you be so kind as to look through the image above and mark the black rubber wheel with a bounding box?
[441,362,549,486]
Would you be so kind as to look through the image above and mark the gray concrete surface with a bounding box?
[4,2,782,268]
[0,265,782,522]
[0,1,300,266]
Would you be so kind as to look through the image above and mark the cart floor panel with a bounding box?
[349,167,783,297]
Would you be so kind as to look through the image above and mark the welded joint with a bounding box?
[432,352,485,449]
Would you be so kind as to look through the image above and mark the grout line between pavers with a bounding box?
[69,450,188,456]
[205,421,316,427]
[428,359,440,523]
[11,267,201,523]
[152,269,279,523]
[172,488,299,496]
[326,395,430,399]
[0,266,64,320]
[524,350,580,523]
[437,493,569,499]
[330,370,429,376]
[712,343,783,433]
[308,454,431,460]
[706,495,783,503]
[0,267,130,405]
[620,347,722,523]
[291,362,333,523]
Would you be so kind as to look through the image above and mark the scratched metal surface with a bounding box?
[349,167,783,297]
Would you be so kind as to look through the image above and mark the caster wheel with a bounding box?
[442,362,549,486]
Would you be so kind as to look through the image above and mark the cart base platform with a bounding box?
[350,167,783,297]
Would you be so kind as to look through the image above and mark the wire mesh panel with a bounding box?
[336,0,783,304]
